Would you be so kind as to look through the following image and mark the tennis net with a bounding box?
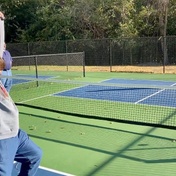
[12,52,85,78]
[11,76,176,129]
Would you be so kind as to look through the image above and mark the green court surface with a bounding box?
[10,71,176,176]
[18,106,176,176]
[11,68,176,82]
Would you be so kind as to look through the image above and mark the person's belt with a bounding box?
[3,69,10,71]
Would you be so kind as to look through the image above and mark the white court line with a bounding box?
[18,93,54,103]
[135,83,176,104]
[39,166,75,176]
[13,162,75,176]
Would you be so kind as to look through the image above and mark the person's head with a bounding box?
[0,58,5,71]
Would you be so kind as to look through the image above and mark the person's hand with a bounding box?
[0,58,5,71]
[0,12,5,20]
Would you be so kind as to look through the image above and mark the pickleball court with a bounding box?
[11,76,176,176]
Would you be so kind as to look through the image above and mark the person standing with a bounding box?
[0,11,42,176]
[1,43,13,92]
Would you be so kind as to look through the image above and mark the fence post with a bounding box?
[83,51,86,77]
[109,39,112,72]
[34,56,39,87]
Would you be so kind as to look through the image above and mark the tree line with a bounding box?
[0,0,175,43]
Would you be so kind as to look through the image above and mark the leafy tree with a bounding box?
[134,2,158,36]
[167,0,176,35]
[118,0,138,37]
[1,0,176,42]
[0,0,41,42]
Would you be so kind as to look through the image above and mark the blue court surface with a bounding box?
[102,78,176,86]
[54,78,176,108]
[12,163,74,176]
[13,74,54,85]
[15,74,53,80]
[12,76,176,107]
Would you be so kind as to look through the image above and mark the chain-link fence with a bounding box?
[7,37,176,74]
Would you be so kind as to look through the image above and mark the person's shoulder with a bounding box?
[4,50,11,55]
[5,49,10,53]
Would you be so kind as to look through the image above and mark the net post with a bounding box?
[66,53,68,72]
[83,51,86,77]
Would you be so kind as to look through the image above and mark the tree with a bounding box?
[167,0,176,35]
[118,0,138,37]
[1,0,176,42]
[0,0,41,42]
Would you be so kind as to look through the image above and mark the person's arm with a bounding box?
[0,57,5,74]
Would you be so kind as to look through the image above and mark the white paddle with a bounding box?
[0,14,4,58]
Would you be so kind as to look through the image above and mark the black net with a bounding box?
[11,76,176,129]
